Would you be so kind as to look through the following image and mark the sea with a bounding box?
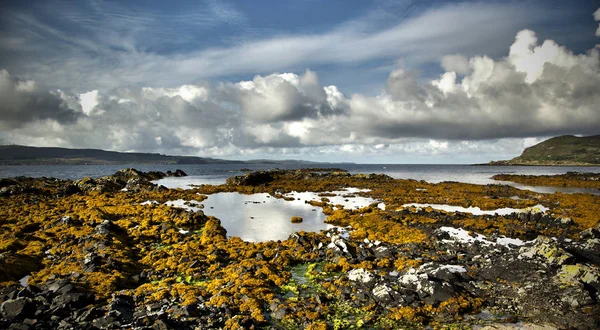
[1,163,599,194]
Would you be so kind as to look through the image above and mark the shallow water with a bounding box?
[200,192,332,242]
[401,203,549,215]
[284,189,384,210]
[495,181,600,195]
[163,189,381,242]
[438,226,529,248]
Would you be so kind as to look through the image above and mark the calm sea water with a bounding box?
[1,163,599,194]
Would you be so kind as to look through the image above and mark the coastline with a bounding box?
[1,168,599,328]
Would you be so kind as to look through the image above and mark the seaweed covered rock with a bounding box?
[2,168,600,329]
[226,170,277,186]
[76,168,186,193]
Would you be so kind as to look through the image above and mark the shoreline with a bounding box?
[1,168,599,328]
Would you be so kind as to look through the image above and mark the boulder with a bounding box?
[1,298,35,320]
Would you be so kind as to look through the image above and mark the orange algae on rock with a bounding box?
[1,169,598,329]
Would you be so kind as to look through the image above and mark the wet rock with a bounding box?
[166,169,187,177]
[226,171,275,186]
[1,298,34,320]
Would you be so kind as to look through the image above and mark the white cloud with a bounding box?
[219,70,345,123]
[79,90,99,115]
[1,22,599,163]
[142,85,209,102]
[441,54,470,75]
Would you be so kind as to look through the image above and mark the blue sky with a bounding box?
[0,0,599,163]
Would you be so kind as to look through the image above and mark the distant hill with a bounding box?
[0,145,343,166]
[488,135,600,166]
[0,145,244,165]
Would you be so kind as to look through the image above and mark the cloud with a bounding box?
[1,22,599,162]
[0,1,563,92]
[340,28,600,140]
[0,69,81,129]
[218,70,347,123]
[440,55,470,75]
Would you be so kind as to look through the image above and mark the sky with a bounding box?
[0,0,599,164]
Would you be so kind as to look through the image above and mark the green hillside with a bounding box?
[489,135,600,165]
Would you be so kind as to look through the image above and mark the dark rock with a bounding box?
[108,294,134,323]
[153,319,170,330]
[226,171,276,186]
[50,293,94,310]
[92,315,119,329]
[95,220,114,235]
[1,298,35,320]
[76,307,104,323]
[16,286,40,299]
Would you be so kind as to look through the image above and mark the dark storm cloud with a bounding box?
[0,70,81,128]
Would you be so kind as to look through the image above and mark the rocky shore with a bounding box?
[492,172,600,190]
[1,169,599,329]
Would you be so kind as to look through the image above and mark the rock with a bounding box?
[372,285,394,305]
[271,308,287,320]
[16,286,40,299]
[348,268,374,285]
[426,281,455,304]
[580,227,600,240]
[108,294,134,323]
[519,236,573,266]
[1,298,34,320]
[75,307,104,323]
[95,220,114,235]
[50,293,94,310]
[557,264,600,292]
[226,171,275,186]
[290,216,303,223]
[398,268,432,295]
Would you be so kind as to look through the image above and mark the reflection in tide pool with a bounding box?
[164,189,383,242]
[152,176,226,189]
[201,193,332,242]
[495,181,600,195]
[402,203,549,215]
[284,188,384,210]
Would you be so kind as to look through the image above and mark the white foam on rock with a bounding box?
[402,203,549,215]
[140,200,158,205]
